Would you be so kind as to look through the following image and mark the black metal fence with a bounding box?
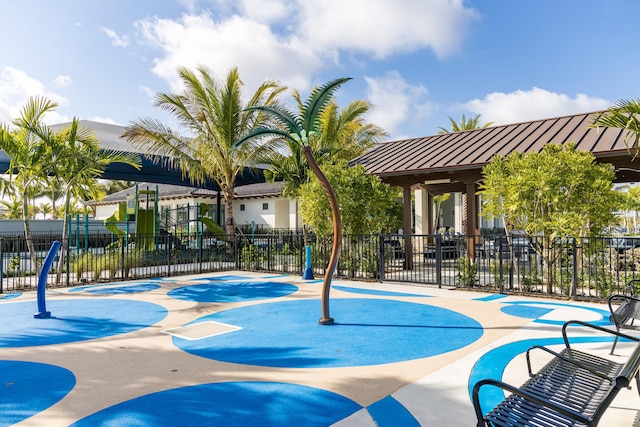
[1,229,639,302]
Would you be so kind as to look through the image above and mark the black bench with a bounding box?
[608,293,640,354]
[472,320,640,427]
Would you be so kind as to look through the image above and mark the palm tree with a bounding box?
[590,99,640,152]
[38,202,52,219]
[438,113,493,134]
[0,97,59,267]
[123,66,285,237]
[236,77,352,325]
[50,117,141,281]
[0,198,23,219]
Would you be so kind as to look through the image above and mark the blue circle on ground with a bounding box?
[71,381,361,427]
[168,281,298,303]
[174,298,483,368]
[500,304,553,319]
[0,299,167,347]
[1,360,75,425]
[333,285,431,297]
[71,282,160,294]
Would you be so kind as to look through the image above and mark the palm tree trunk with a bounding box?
[302,146,341,325]
[22,192,38,269]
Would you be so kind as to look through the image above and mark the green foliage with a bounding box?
[124,67,284,236]
[438,114,492,134]
[456,256,477,287]
[590,99,640,153]
[299,162,403,236]
[479,143,622,238]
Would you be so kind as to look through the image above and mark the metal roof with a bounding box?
[352,111,640,186]
[90,181,283,205]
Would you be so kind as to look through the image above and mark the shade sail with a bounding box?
[0,120,265,190]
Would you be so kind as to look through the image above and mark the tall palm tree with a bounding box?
[123,66,285,237]
[50,117,141,281]
[438,113,493,134]
[0,97,59,266]
[236,77,352,325]
[590,99,640,153]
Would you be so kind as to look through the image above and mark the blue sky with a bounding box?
[1,0,638,140]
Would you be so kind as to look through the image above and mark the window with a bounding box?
[262,203,269,210]
[240,204,245,211]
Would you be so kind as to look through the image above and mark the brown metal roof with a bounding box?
[353,110,639,187]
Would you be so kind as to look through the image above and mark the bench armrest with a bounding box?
[562,320,640,348]
[525,345,613,381]
[472,378,591,426]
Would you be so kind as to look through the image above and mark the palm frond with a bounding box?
[301,77,351,132]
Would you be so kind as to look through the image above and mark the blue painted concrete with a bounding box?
[0,292,21,300]
[0,299,167,347]
[500,304,553,319]
[0,360,75,426]
[174,298,483,368]
[474,294,508,302]
[71,382,362,427]
[80,283,160,294]
[333,285,431,297]
[367,396,420,427]
[168,281,298,302]
[503,301,610,326]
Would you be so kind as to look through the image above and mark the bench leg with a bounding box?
[611,335,620,354]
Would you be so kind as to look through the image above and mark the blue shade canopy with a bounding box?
[0,120,265,191]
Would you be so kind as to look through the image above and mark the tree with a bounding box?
[299,162,402,236]
[478,143,623,292]
[50,117,140,282]
[438,113,493,134]
[123,66,285,237]
[236,77,352,325]
[590,99,640,152]
[0,97,60,267]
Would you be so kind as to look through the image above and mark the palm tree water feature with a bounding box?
[236,77,352,325]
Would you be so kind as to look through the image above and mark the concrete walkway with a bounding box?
[0,272,638,426]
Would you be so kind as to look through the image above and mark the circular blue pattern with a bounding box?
[500,304,553,319]
[174,298,483,368]
[0,360,75,425]
[71,381,362,427]
[168,281,298,302]
[0,299,167,347]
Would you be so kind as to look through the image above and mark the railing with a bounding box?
[1,230,638,301]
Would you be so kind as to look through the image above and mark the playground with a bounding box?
[1,270,639,426]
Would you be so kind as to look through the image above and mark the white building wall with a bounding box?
[233,199,276,228]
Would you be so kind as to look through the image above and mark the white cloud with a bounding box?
[135,13,322,94]
[463,87,611,126]
[102,27,130,47]
[0,67,69,124]
[52,75,72,88]
[297,0,479,59]
[365,71,431,138]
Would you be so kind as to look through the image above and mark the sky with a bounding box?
[1,0,639,140]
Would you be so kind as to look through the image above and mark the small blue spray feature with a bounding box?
[34,240,61,319]
[302,245,314,280]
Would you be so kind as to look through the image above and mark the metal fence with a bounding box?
[1,230,639,302]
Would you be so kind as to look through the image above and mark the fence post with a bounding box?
[436,234,442,288]
[571,238,578,300]
[379,234,385,282]
[0,237,3,293]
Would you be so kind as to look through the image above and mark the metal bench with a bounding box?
[609,293,640,354]
[472,320,640,427]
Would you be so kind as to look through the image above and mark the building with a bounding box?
[89,181,301,231]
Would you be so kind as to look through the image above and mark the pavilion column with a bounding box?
[414,189,432,235]
[402,185,414,270]
[465,181,478,259]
